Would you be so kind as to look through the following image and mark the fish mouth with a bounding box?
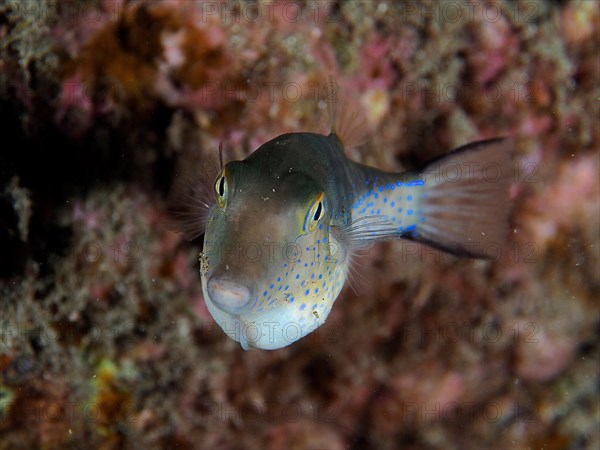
[207,277,252,313]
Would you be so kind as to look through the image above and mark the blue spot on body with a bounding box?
[300,304,306,311]
[305,289,310,295]
[379,186,384,192]
[407,209,414,215]
[407,195,413,201]
[263,291,267,297]
[296,274,300,279]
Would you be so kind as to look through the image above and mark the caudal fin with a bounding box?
[411,138,514,258]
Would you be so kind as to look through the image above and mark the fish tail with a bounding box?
[410,138,514,258]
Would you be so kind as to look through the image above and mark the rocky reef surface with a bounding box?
[0,1,598,449]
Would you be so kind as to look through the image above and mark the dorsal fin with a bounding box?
[323,78,372,150]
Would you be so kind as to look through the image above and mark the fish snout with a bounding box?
[207,277,252,312]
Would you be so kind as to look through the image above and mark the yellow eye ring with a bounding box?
[305,192,325,232]
[215,169,228,209]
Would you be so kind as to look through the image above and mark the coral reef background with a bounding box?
[0,0,598,449]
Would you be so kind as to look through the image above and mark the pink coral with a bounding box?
[514,324,577,382]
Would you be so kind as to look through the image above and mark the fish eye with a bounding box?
[215,169,228,208]
[304,193,325,232]
[313,201,322,221]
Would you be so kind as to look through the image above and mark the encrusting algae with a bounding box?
[1,1,598,448]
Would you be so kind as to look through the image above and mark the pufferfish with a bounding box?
[176,121,512,350]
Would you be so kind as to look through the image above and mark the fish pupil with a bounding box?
[217,176,225,196]
[313,202,322,221]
